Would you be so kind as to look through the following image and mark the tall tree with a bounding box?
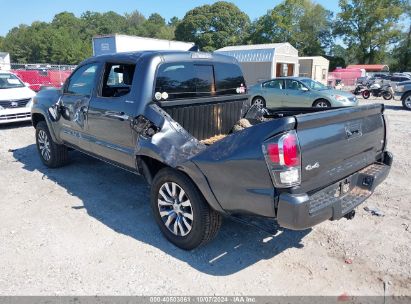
[125,10,146,27]
[141,13,174,39]
[168,17,180,27]
[249,0,333,56]
[175,1,250,51]
[334,0,405,64]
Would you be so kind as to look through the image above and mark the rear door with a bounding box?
[283,79,313,107]
[87,62,137,168]
[262,79,284,107]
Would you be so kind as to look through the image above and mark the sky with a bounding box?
[0,0,342,36]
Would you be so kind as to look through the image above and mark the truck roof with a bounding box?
[81,51,239,66]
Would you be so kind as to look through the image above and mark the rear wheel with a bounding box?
[382,91,392,100]
[35,121,68,168]
[362,90,370,99]
[402,92,411,110]
[151,168,222,250]
[313,99,331,108]
[251,96,266,108]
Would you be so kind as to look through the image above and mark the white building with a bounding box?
[299,56,330,84]
[0,52,11,71]
[215,43,299,85]
[92,34,195,56]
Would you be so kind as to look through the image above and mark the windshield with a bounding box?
[300,78,327,90]
[0,73,25,89]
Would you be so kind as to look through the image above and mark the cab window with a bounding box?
[65,64,99,96]
[100,63,136,98]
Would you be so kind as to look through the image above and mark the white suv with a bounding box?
[0,70,36,124]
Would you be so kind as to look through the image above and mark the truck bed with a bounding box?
[178,102,389,224]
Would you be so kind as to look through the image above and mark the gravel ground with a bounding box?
[0,98,410,296]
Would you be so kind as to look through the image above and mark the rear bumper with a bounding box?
[276,151,392,230]
[0,108,32,124]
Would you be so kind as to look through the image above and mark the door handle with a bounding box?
[345,124,362,139]
[105,111,129,121]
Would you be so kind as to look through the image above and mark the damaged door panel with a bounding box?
[56,63,101,150]
[134,104,206,168]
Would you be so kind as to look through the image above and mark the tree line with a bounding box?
[0,0,409,71]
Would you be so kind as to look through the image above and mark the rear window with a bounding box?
[214,62,245,95]
[154,61,245,101]
[154,63,214,100]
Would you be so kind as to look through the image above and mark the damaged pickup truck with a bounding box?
[31,51,393,250]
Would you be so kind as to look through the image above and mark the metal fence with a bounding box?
[9,63,76,91]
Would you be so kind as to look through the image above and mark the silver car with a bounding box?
[248,77,358,108]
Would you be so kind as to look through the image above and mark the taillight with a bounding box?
[263,131,301,188]
[282,134,300,166]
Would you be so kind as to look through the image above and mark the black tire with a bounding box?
[382,91,392,100]
[362,90,370,99]
[151,168,222,250]
[313,99,331,108]
[35,121,69,168]
[251,96,266,108]
[402,92,411,110]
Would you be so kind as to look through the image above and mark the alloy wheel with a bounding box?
[37,130,51,161]
[253,98,265,108]
[315,101,330,108]
[157,182,193,237]
[404,96,411,109]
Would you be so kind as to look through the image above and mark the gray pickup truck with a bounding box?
[31,51,392,250]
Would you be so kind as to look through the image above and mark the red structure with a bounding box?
[328,68,364,86]
[12,68,73,92]
[346,64,389,72]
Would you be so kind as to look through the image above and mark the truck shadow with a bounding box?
[14,144,310,276]
[0,121,32,130]
[383,104,405,111]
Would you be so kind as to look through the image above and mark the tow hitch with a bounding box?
[344,210,356,220]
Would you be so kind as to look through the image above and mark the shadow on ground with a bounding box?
[0,121,32,130]
[13,144,310,276]
[384,104,405,111]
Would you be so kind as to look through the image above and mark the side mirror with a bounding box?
[301,87,309,92]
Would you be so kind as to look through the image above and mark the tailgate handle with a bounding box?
[345,123,362,139]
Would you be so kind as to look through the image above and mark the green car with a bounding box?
[248,77,358,108]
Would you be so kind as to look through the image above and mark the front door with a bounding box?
[58,63,101,151]
[87,62,137,168]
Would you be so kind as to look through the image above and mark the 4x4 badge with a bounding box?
[305,162,320,171]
